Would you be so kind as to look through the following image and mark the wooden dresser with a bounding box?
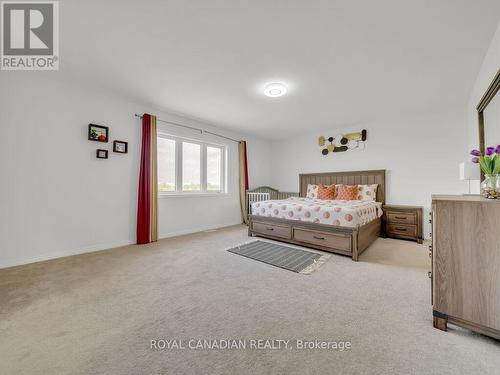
[382,205,423,243]
[431,195,500,339]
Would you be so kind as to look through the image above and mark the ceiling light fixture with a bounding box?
[264,83,287,97]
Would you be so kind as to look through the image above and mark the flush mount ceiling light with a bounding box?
[264,83,287,97]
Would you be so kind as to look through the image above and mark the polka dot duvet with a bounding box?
[251,197,382,228]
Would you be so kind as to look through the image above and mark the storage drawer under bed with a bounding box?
[251,221,291,239]
[292,227,352,252]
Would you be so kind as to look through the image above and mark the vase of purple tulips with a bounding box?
[470,145,500,199]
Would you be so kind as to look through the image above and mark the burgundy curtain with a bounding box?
[239,141,249,224]
[137,113,158,244]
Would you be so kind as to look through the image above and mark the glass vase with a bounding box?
[481,174,500,199]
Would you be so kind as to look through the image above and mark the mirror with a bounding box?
[477,69,500,170]
[483,84,500,148]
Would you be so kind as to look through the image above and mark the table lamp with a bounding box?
[459,161,480,195]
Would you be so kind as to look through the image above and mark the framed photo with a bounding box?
[113,140,128,154]
[88,124,109,143]
[96,149,108,159]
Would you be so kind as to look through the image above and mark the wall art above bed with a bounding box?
[318,129,366,155]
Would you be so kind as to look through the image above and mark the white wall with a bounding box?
[3,17,497,268]
[269,107,469,238]
[0,74,271,268]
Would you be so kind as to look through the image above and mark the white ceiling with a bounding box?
[62,0,500,139]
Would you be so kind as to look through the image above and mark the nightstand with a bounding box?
[382,205,423,244]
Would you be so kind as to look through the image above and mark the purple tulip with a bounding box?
[470,149,481,157]
[496,145,500,154]
[486,147,495,156]
[471,157,479,163]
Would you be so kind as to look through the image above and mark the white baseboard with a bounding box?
[159,221,242,239]
[0,221,244,270]
[0,239,134,270]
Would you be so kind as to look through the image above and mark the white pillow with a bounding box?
[357,184,378,201]
[306,184,319,199]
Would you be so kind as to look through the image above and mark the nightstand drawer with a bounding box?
[387,223,417,238]
[387,212,416,224]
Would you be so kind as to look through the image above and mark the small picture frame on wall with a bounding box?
[96,149,108,159]
[113,140,128,154]
[88,124,109,143]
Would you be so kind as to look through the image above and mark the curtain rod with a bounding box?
[134,114,240,143]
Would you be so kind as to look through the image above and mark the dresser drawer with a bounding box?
[252,221,291,239]
[387,211,416,224]
[293,228,351,252]
[386,223,417,239]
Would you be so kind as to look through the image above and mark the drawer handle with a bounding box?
[429,251,432,258]
[313,236,325,240]
[395,216,407,220]
[395,227,407,231]
[428,271,432,278]
[266,227,274,231]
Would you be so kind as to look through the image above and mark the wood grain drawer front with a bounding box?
[252,221,291,239]
[293,228,351,252]
[387,223,417,238]
[387,212,416,224]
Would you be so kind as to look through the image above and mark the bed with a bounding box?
[248,170,385,261]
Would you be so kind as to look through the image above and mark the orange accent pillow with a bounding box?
[336,185,359,200]
[317,184,335,200]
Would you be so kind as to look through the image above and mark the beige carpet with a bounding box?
[1,225,499,375]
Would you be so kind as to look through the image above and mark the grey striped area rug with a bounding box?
[227,240,330,274]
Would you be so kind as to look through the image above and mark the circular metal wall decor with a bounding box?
[318,130,367,155]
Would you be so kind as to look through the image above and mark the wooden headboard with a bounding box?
[299,169,386,204]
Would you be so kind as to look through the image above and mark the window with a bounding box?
[157,134,226,195]
[157,138,176,192]
[206,146,222,191]
[182,142,201,191]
